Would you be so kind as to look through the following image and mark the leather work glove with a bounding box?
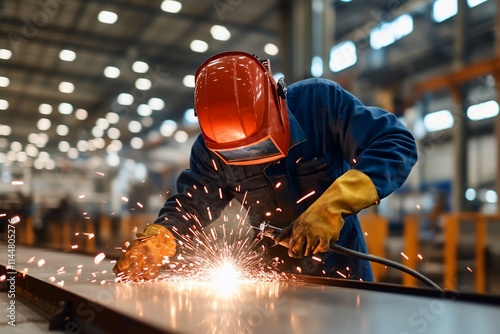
[113,224,176,281]
[275,169,379,258]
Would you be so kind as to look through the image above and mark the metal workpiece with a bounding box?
[1,245,500,334]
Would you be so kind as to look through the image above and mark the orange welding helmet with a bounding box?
[194,51,289,165]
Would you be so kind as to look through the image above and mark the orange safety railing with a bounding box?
[402,215,420,287]
[359,213,389,282]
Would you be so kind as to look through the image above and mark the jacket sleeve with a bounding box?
[327,81,417,199]
[153,135,233,235]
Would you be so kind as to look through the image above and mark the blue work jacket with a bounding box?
[155,78,418,281]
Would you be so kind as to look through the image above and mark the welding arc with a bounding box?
[329,243,442,290]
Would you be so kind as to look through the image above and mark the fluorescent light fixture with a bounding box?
[104,66,120,78]
[210,25,231,41]
[59,49,76,62]
[485,190,497,203]
[161,0,182,13]
[264,43,279,56]
[467,100,499,121]
[59,81,74,93]
[0,76,10,87]
[183,75,195,88]
[465,188,476,201]
[467,0,487,7]
[98,10,118,24]
[132,61,149,73]
[0,49,12,60]
[39,103,52,115]
[432,0,457,23]
[370,14,413,49]
[423,109,454,132]
[190,40,208,53]
[330,40,357,72]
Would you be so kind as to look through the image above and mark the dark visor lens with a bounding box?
[217,138,281,163]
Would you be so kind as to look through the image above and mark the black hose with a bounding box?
[329,243,442,290]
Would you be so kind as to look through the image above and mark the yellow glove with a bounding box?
[276,169,379,258]
[113,224,176,281]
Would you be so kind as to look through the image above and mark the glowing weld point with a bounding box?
[94,253,106,265]
[12,180,24,185]
[96,172,105,176]
[417,254,423,260]
[38,259,45,267]
[401,252,409,260]
[28,257,35,264]
[79,194,85,199]
[467,267,473,273]
[296,191,316,204]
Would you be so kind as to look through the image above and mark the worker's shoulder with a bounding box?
[288,77,341,92]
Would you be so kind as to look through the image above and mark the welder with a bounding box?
[113,51,418,281]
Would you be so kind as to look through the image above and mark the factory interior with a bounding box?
[2,0,500,333]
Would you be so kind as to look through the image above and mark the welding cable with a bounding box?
[329,243,442,290]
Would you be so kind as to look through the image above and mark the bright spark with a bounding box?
[38,259,45,267]
[401,252,409,260]
[79,194,85,199]
[94,253,106,265]
[9,216,20,225]
[11,180,24,185]
[467,267,473,273]
[417,254,423,260]
[296,191,315,204]
[96,172,105,176]
[416,204,421,210]
[121,196,129,202]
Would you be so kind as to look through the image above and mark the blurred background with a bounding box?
[1,0,500,294]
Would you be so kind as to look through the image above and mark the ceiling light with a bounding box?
[96,117,110,130]
[107,127,121,139]
[39,103,52,115]
[467,100,499,121]
[210,25,231,41]
[0,76,10,87]
[0,125,11,136]
[58,141,70,152]
[0,99,9,110]
[160,120,177,137]
[75,108,88,120]
[56,124,69,136]
[10,141,22,152]
[183,108,197,124]
[137,104,152,116]
[59,81,74,93]
[117,93,134,105]
[37,118,51,131]
[106,112,120,124]
[183,75,195,88]
[130,137,144,149]
[104,66,120,78]
[264,43,279,56]
[423,109,454,132]
[148,98,164,110]
[58,102,73,114]
[0,49,12,60]
[67,148,79,159]
[128,120,142,133]
[161,0,182,13]
[174,130,189,143]
[59,49,76,62]
[190,40,208,53]
[132,61,149,73]
[98,10,118,24]
[135,78,152,90]
[77,140,88,152]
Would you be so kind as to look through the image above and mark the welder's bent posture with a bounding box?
[113,51,418,281]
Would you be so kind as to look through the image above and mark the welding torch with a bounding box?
[257,222,442,290]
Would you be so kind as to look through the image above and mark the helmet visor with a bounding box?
[214,136,285,165]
